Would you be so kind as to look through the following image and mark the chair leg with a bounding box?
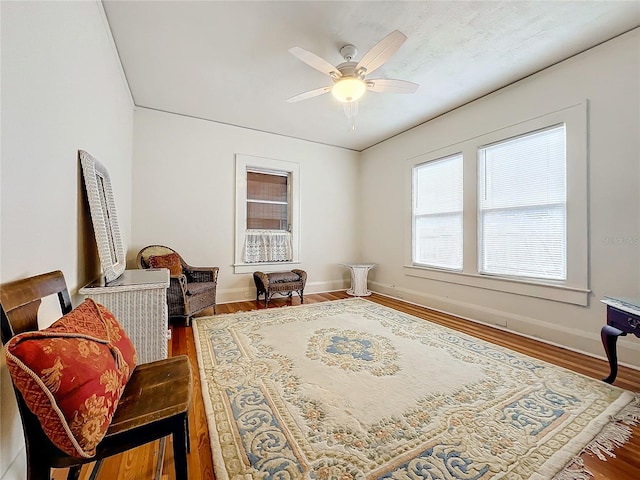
[172,415,189,480]
[185,415,191,453]
[156,437,167,480]
[66,465,82,480]
[26,461,50,480]
[86,461,103,480]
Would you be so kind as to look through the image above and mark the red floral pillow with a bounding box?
[4,298,137,458]
[148,252,183,276]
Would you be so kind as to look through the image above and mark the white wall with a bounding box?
[131,108,360,302]
[0,2,134,478]
[361,29,640,369]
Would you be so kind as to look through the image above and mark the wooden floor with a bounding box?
[57,291,640,480]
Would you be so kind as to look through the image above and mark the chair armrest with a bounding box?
[292,269,307,287]
[169,275,188,296]
[166,275,189,315]
[253,271,269,289]
[183,266,219,284]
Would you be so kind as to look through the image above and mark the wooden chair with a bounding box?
[0,270,192,480]
[137,245,218,325]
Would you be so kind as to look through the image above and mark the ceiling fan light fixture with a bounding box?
[332,77,366,103]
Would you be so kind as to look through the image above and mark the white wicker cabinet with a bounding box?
[79,269,170,364]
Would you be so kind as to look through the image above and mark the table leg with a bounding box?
[600,324,625,384]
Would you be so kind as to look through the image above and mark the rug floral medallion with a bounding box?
[193,299,638,480]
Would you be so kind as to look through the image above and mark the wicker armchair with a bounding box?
[137,245,218,325]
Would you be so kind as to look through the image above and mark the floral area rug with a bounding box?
[192,298,639,480]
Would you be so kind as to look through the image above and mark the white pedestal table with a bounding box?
[343,263,376,296]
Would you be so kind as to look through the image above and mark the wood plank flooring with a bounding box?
[55,291,640,480]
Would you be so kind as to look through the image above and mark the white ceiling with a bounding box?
[102,1,640,152]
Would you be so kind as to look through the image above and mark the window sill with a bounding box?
[234,262,301,275]
[404,265,590,306]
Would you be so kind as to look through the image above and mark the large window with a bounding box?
[478,125,566,281]
[405,103,588,305]
[235,155,300,274]
[413,153,463,270]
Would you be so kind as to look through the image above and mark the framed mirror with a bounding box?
[80,150,126,282]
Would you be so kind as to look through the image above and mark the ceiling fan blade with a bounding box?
[286,85,333,103]
[356,30,407,76]
[367,78,419,94]
[289,47,340,78]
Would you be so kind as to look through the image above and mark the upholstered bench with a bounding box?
[253,269,307,307]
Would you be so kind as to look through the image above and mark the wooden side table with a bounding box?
[600,297,640,384]
[343,264,376,297]
[80,269,170,364]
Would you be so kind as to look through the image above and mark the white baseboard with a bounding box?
[369,281,640,371]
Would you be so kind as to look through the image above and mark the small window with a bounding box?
[478,124,566,281]
[234,155,300,273]
[412,153,463,270]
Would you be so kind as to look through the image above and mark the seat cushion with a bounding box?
[148,252,183,276]
[186,281,216,296]
[4,299,137,458]
[267,272,301,283]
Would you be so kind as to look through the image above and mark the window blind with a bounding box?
[478,124,566,280]
[247,171,289,230]
[413,153,463,270]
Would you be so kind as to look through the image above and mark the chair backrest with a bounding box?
[0,270,72,343]
[0,270,74,463]
[136,245,179,269]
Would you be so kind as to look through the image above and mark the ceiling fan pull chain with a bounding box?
[343,102,359,132]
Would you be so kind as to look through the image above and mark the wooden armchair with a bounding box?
[137,245,219,325]
[0,270,192,480]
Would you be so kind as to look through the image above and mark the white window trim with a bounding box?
[404,102,589,306]
[234,154,300,274]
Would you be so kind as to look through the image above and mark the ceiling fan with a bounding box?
[286,30,419,129]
